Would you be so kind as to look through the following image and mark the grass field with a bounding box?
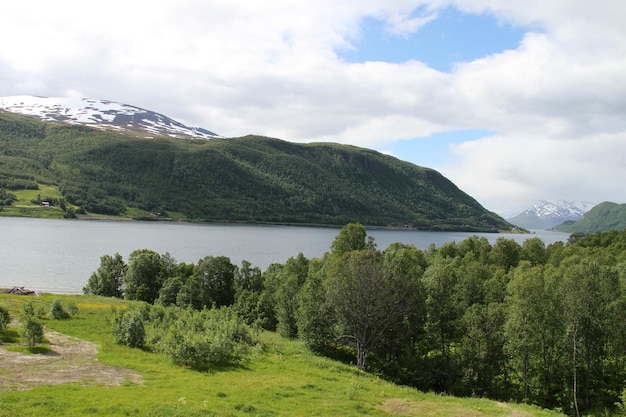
[0,184,189,221]
[0,293,564,417]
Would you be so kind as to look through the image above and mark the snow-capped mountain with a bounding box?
[0,95,220,139]
[507,200,597,230]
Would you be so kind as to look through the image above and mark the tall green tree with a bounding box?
[505,262,564,406]
[330,223,375,257]
[276,253,309,338]
[561,257,619,414]
[233,260,264,325]
[124,249,165,304]
[422,257,461,390]
[179,256,235,309]
[83,253,126,298]
[379,243,426,364]
[297,257,335,353]
[489,238,521,271]
[327,249,415,371]
[257,263,283,331]
[520,237,547,266]
[458,302,507,397]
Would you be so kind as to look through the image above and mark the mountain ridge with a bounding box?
[507,199,596,230]
[553,201,626,234]
[0,95,220,140]
[0,103,516,231]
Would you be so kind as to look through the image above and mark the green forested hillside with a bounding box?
[555,201,626,233]
[0,111,514,231]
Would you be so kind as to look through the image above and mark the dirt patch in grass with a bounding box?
[379,398,486,417]
[0,328,143,391]
[379,398,533,417]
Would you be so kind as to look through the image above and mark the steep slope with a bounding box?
[0,111,515,231]
[0,95,219,139]
[554,201,626,233]
[507,199,595,229]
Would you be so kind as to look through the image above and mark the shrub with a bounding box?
[50,299,71,320]
[21,316,44,347]
[67,302,79,317]
[0,305,10,331]
[111,308,145,348]
[150,306,255,370]
[21,302,35,320]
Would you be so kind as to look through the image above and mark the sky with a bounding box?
[1,1,625,217]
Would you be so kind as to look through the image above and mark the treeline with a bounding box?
[1,111,514,230]
[84,226,626,415]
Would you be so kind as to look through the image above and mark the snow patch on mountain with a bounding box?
[507,200,597,230]
[0,95,220,139]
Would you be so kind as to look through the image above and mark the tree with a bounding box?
[561,257,619,414]
[235,260,263,294]
[195,256,235,308]
[422,257,461,391]
[124,249,165,303]
[489,238,521,271]
[83,253,126,297]
[276,253,309,339]
[0,188,17,208]
[459,302,507,397]
[326,249,415,370]
[111,308,146,348]
[233,260,264,325]
[330,223,375,257]
[379,243,426,364]
[256,263,284,331]
[21,316,44,348]
[0,305,10,331]
[520,237,547,266]
[297,257,335,353]
[505,262,564,406]
[50,298,70,320]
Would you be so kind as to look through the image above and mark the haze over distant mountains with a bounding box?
[506,200,596,230]
[0,96,220,140]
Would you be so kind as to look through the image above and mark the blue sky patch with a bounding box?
[339,8,528,71]
[386,129,495,168]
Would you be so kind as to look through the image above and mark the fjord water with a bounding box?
[0,217,570,294]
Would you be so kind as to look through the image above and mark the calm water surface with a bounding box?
[0,217,570,293]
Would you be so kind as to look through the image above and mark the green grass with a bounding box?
[0,294,565,417]
[1,183,189,221]
[1,185,66,218]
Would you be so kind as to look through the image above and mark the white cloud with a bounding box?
[443,131,626,216]
[0,0,624,215]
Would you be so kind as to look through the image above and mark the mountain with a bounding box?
[0,104,516,231]
[0,95,220,139]
[506,200,596,230]
[553,201,626,234]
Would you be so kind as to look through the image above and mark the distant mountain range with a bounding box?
[506,200,596,230]
[0,98,516,231]
[0,95,220,139]
[554,202,626,234]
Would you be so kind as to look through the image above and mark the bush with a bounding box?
[0,305,10,331]
[111,308,145,348]
[50,299,71,320]
[20,301,45,322]
[21,316,44,347]
[150,306,255,370]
